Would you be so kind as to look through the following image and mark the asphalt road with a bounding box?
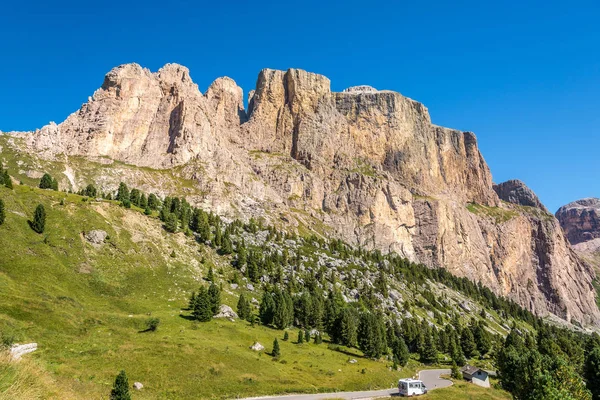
[418,369,453,391]
[236,369,452,400]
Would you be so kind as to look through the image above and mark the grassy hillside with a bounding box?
[0,184,414,399]
[0,183,531,399]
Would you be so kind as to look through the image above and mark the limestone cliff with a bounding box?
[15,63,600,325]
[557,198,600,265]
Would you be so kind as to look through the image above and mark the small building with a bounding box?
[461,365,490,388]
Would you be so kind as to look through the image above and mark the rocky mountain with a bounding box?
[557,198,600,259]
[7,63,599,325]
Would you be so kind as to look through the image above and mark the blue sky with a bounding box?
[1,0,599,212]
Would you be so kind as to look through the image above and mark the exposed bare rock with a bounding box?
[250,342,264,351]
[493,180,549,213]
[557,198,600,269]
[85,230,107,245]
[13,63,600,326]
[343,85,378,93]
[214,304,238,320]
[557,198,600,246]
[10,343,37,360]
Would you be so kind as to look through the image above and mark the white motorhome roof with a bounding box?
[398,378,422,383]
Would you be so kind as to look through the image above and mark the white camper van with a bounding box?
[398,378,428,396]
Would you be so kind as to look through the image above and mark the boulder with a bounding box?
[133,382,144,390]
[84,230,107,245]
[214,304,238,320]
[250,342,264,351]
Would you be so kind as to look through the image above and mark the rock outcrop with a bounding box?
[557,198,600,245]
[557,198,600,259]
[13,63,600,325]
[214,304,238,320]
[494,180,549,212]
[85,230,108,245]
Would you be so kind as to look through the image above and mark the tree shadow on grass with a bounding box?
[324,341,364,358]
[178,314,196,321]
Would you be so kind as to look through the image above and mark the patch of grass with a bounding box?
[350,159,377,178]
[592,279,600,310]
[466,203,518,224]
[422,379,511,399]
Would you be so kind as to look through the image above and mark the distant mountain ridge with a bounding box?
[5,63,599,325]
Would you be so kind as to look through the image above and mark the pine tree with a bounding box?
[198,214,211,242]
[272,338,280,358]
[419,329,439,364]
[148,193,159,210]
[461,327,477,359]
[31,204,46,234]
[236,242,247,268]
[139,193,148,209]
[451,362,462,379]
[237,293,250,320]
[188,291,196,310]
[164,212,178,233]
[283,331,289,341]
[297,330,304,344]
[214,223,222,247]
[304,329,310,343]
[116,182,130,202]
[129,189,140,206]
[221,236,233,254]
[207,265,214,282]
[0,199,5,226]
[39,173,54,189]
[473,322,491,356]
[339,307,359,347]
[314,333,323,344]
[84,184,98,198]
[259,292,275,326]
[208,283,221,315]
[358,312,387,358]
[110,370,131,400]
[273,289,294,330]
[585,346,600,400]
[3,171,12,189]
[193,287,212,322]
[391,336,410,367]
[450,337,466,367]
[247,253,259,283]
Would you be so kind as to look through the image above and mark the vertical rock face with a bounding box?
[27,63,246,168]
[557,198,600,245]
[17,64,600,325]
[557,198,600,260]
